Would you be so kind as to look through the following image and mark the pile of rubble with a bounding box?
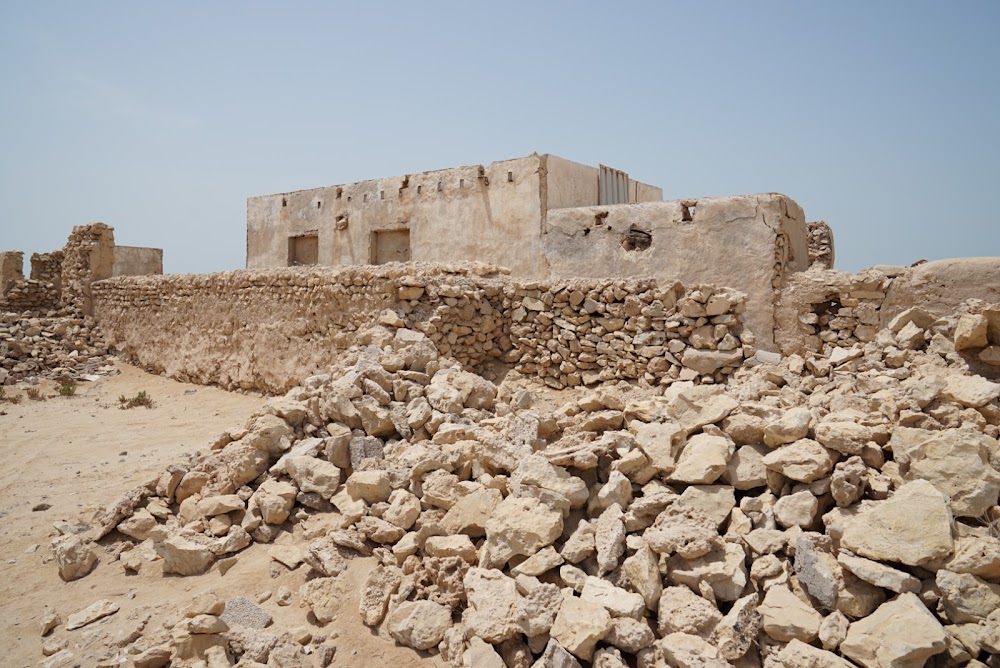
[0,309,114,385]
[48,302,1000,667]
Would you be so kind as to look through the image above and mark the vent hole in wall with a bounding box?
[622,226,652,251]
[282,197,287,207]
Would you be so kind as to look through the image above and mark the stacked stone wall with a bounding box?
[0,250,62,312]
[61,223,115,316]
[92,264,751,393]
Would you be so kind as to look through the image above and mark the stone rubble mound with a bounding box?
[0,308,113,385]
[55,303,1000,668]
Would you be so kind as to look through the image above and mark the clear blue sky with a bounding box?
[1,2,997,274]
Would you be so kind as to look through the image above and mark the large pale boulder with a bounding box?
[284,456,341,499]
[463,568,520,643]
[840,593,947,668]
[669,432,735,484]
[632,421,683,474]
[384,599,453,650]
[359,564,401,626]
[159,533,215,575]
[512,455,589,509]
[480,495,563,569]
[762,439,836,482]
[656,585,722,638]
[954,314,989,350]
[936,570,1000,623]
[840,479,954,566]
[758,585,822,642]
[53,534,98,581]
[580,576,644,619]
[899,428,1000,517]
[550,595,612,661]
[939,372,1000,408]
[763,407,812,446]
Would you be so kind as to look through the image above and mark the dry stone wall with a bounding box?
[61,223,115,316]
[93,265,751,394]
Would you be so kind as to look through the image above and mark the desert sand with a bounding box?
[0,363,436,668]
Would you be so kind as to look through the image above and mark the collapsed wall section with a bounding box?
[93,265,751,393]
[775,257,1000,356]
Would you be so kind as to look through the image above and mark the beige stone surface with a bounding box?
[840,479,954,566]
[840,593,948,668]
[549,595,612,661]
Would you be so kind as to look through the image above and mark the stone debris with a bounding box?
[41,294,1000,668]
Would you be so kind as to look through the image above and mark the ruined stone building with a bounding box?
[247,153,824,349]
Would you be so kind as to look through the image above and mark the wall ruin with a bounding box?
[92,265,750,394]
[1,224,164,315]
[541,193,811,352]
[246,154,663,276]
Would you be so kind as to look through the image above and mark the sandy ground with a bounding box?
[0,363,440,668]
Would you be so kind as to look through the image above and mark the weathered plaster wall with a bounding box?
[93,265,750,393]
[880,257,1000,326]
[541,194,810,351]
[247,156,547,276]
[246,154,662,275]
[112,245,163,277]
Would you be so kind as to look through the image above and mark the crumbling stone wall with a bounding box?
[30,250,63,296]
[61,223,115,316]
[0,250,62,312]
[806,221,835,269]
[93,264,750,393]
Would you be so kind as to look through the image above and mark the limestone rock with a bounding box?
[656,585,722,638]
[621,544,662,613]
[840,592,947,668]
[346,469,391,503]
[159,533,215,575]
[550,594,612,661]
[464,637,505,668]
[669,433,735,484]
[480,495,563,569]
[531,638,582,668]
[773,639,855,668]
[644,504,719,559]
[901,427,1000,517]
[359,564,402,626]
[773,490,819,528]
[762,439,836,483]
[659,632,731,668]
[837,551,920,594]
[763,407,812,447]
[594,503,626,575]
[385,599,453,650]
[463,567,520,643]
[758,584,822,642]
[513,455,589,509]
[715,593,761,661]
[954,313,989,350]
[632,421,683,474]
[580,576,645,619]
[284,456,341,499]
[65,599,120,630]
[939,372,1000,408]
[514,578,562,637]
[936,569,1000,623]
[840,479,954,567]
[52,534,97,581]
[604,617,655,653]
